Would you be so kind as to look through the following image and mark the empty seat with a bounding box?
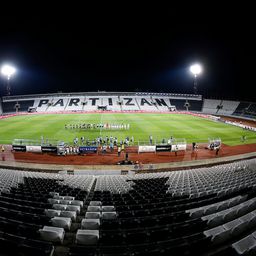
[232,234,256,255]
[102,206,115,212]
[53,195,65,200]
[89,201,102,206]
[85,212,101,219]
[223,218,242,230]
[87,206,101,212]
[102,212,117,220]
[75,229,99,245]
[39,226,65,243]
[60,210,77,221]
[71,200,84,207]
[45,209,61,218]
[204,226,230,245]
[52,204,67,210]
[49,192,59,197]
[64,196,75,200]
[48,199,60,204]
[66,205,80,213]
[51,217,72,230]
[60,199,72,205]
[81,219,100,230]
[231,221,248,237]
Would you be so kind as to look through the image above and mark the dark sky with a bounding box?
[0,8,255,101]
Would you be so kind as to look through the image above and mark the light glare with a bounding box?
[190,64,202,76]
[1,64,16,78]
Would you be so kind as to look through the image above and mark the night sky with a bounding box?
[0,9,255,101]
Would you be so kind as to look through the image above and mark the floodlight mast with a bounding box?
[190,64,202,95]
[1,64,16,96]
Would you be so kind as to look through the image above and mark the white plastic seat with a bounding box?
[223,218,242,230]
[102,212,117,220]
[204,225,223,236]
[51,217,72,230]
[231,222,248,237]
[232,234,256,255]
[60,199,72,205]
[206,214,223,228]
[39,226,65,243]
[204,205,217,215]
[75,229,99,245]
[64,196,75,200]
[87,206,101,212]
[48,198,60,204]
[60,210,77,221]
[85,212,101,219]
[81,219,100,230]
[211,229,231,245]
[45,209,61,218]
[102,206,115,212]
[89,201,102,206]
[53,195,65,200]
[66,205,80,213]
[239,212,254,224]
[53,204,67,210]
[49,192,59,197]
[71,200,84,207]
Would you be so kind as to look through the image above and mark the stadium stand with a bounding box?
[1,92,202,114]
[202,99,221,114]
[0,98,2,115]
[233,102,256,119]
[216,100,240,116]
[1,158,256,255]
[2,92,256,121]
[1,100,34,113]
[170,99,203,112]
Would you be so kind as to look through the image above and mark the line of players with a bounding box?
[61,135,135,156]
[73,135,134,147]
[65,123,130,130]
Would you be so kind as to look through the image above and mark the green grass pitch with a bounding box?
[0,113,255,146]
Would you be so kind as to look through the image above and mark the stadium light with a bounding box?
[190,63,202,95]
[1,64,16,96]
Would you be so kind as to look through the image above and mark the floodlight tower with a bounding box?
[190,63,202,95]
[1,64,16,96]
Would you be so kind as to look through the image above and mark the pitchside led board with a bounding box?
[12,145,27,152]
[138,143,187,153]
[79,146,98,154]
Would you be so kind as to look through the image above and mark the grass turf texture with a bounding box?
[0,113,255,146]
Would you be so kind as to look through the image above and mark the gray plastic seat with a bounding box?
[64,196,75,200]
[53,204,67,210]
[231,222,248,237]
[51,217,72,230]
[45,209,61,218]
[48,198,60,204]
[223,218,242,230]
[89,201,102,206]
[71,200,83,207]
[66,205,80,213]
[102,206,115,212]
[75,229,99,245]
[87,206,101,212]
[85,212,101,219]
[81,219,100,230]
[60,210,77,221]
[39,226,65,243]
[232,234,256,255]
[102,212,117,220]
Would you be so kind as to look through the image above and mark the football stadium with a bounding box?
[1,91,256,256]
[1,15,256,256]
